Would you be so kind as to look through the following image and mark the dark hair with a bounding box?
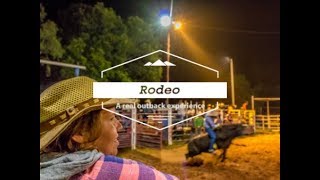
[44,110,103,153]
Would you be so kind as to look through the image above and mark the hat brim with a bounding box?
[40,98,136,153]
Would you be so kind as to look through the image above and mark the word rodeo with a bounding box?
[139,85,180,94]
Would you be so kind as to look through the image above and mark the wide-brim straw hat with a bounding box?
[40,76,136,153]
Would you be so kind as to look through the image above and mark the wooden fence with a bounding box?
[136,123,162,149]
[118,128,132,148]
[255,115,280,131]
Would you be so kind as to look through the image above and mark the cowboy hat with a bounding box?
[40,76,136,152]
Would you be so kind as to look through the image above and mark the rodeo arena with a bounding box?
[114,98,280,180]
[40,60,280,180]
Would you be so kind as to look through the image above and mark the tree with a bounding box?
[60,37,88,78]
[40,4,64,60]
[60,2,162,82]
[60,3,130,81]
[125,16,162,82]
[40,4,46,23]
[234,73,253,107]
[219,72,252,107]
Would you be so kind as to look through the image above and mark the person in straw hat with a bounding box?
[40,76,178,180]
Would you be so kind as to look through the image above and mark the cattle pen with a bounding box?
[117,97,280,150]
[251,96,280,132]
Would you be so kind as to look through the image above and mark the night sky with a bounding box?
[41,0,279,91]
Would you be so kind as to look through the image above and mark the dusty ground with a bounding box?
[118,132,280,180]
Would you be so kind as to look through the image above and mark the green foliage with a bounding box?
[60,37,87,78]
[61,2,162,82]
[40,4,64,60]
[125,16,162,82]
[60,3,129,81]
[219,72,253,106]
[234,73,253,106]
[40,4,46,23]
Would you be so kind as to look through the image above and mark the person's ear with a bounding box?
[71,134,85,143]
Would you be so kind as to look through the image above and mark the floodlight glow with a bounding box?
[174,21,182,30]
[160,15,171,27]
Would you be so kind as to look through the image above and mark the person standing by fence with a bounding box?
[193,114,204,135]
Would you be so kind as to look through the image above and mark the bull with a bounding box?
[185,124,246,162]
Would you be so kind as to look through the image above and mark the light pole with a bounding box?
[166,26,171,83]
[167,0,173,83]
[160,0,174,146]
[228,57,235,107]
[159,0,182,84]
[160,0,174,105]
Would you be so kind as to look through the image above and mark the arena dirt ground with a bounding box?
[118,132,280,180]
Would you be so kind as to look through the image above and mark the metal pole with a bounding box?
[75,62,80,76]
[251,95,256,133]
[202,100,205,112]
[166,31,171,83]
[75,68,80,77]
[230,58,235,107]
[166,0,173,105]
[267,100,270,129]
[131,107,137,150]
[168,108,172,145]
[169,0,173,17]
[40,59,86,70]
[251,95,255,110]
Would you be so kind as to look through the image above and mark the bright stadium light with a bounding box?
[160,15,172,27]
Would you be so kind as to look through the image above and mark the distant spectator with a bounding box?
[241,101,249,110]
[193,114,204,135]
[142,99,153,119]
[207,104,212,111]
[227,104,234,114]
[177,100,186,120]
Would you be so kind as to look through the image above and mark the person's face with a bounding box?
[94,108,123,155]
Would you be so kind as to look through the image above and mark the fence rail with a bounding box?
[136,124,162,149]
[255,115,280,131]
